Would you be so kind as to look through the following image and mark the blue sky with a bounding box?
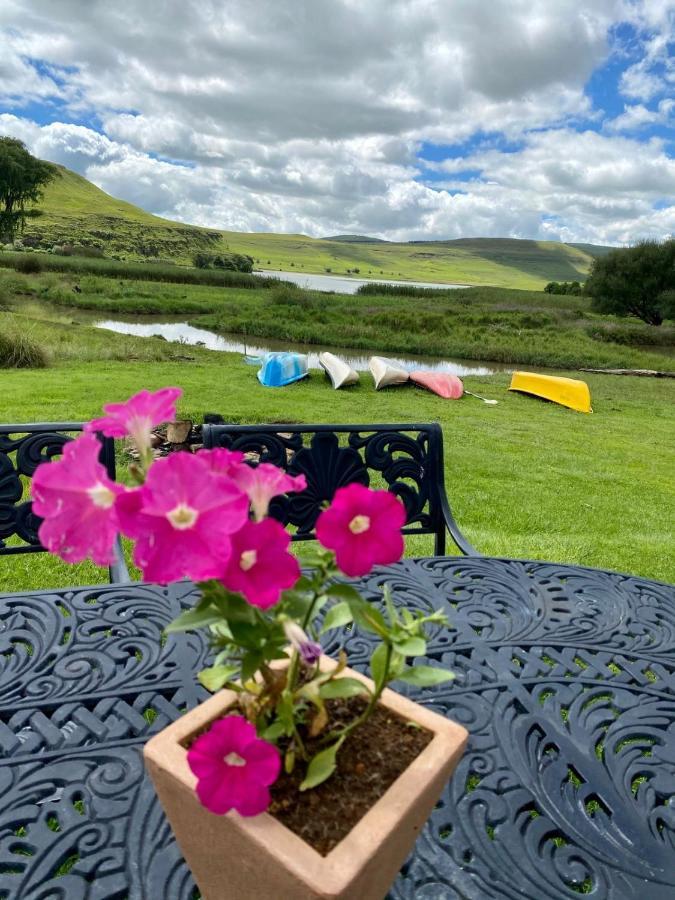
[0,0,673,244]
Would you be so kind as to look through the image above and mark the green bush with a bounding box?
[0,252,280,289]
[0,330,49,368]
[586,324,674,347]
[15,254,43,274]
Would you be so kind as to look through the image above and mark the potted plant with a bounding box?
[33,387,468,900]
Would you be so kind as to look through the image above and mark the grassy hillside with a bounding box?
[13,164,608,289]
[20,165,226,261]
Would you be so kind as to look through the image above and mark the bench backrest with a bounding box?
[202,422,464,554]
[0,423,116,556]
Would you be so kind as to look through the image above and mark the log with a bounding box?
[580,368,675,378]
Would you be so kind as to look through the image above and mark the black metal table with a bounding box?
[1,558,674,900]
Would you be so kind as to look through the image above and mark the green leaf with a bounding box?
[300,736,345,791]
[240,650,263,681]
[281,589,314,621]
[397,665,455,687]
[346,596,388,637]
[197,664,239,692]
[326,583,363,603]
[261,720,286,741]
[164,604,222,633]
[319,677,370,699]
[370,643,389,689]
[320,602,353,634]
[229,619,266,649]
[393,636,426,657]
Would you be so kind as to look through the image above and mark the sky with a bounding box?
[0,0,673,245]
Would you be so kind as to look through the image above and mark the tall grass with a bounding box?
[0,330,49,368]
[0,252,287,290]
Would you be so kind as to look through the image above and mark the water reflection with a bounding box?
[94,318,510,376]
[253,270,467,294]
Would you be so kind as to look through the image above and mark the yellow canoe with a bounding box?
[509,371,592,413]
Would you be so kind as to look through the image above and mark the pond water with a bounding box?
[254,269,468,294]
[94,317,511,376]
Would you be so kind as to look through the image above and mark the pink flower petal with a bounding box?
[220,519,300,609]
[233,464,307,520]
[187,716,280,817]
[316,483,406,577]
[115,453,248,584]
[31,433,124,566]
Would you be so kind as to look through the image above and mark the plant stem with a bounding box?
[322,642,393,745]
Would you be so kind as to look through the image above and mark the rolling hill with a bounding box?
[17,164,606,289]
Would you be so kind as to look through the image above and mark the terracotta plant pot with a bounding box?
[144,662,468,900]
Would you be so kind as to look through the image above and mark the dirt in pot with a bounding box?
[268,695,432,855]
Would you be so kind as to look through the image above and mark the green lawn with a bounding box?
[1,327,673,591]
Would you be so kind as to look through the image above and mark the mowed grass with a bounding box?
[0,314,673,592]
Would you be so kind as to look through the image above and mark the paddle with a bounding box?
[464,390,498,405]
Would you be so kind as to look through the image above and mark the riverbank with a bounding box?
[3,267,673,371]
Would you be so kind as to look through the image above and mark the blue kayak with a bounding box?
[247,352,309,387]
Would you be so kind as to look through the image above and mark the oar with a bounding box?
[464,390,498,405]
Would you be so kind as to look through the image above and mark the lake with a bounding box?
[254,269,468,294]
[93,317,511,376]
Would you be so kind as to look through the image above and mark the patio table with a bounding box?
[0,556,673,899]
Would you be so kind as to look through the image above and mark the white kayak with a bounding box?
[369,356,410,390]
[319,351,360,389]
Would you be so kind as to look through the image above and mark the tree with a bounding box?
[0,137,58,243]
[584,239,675,326]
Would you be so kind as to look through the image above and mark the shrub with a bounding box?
[267,286,315,308]
[586,239,675,325]
[0,330,49,368]
[15,254,43,274]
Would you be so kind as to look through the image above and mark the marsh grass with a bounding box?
[0,328,49,368]
[2,267,673,370]
[0,251,285,290]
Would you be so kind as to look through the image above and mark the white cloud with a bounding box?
[0,0,673,244]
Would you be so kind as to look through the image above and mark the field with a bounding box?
[15,164,605,289]
[3,264,673,371]
[0,262,673,591]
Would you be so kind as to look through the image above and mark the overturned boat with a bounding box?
[250,352,309,387]
[369,356,410,390]
[319,352,360,389]
[410,371,463,399]
[509,371,592,413]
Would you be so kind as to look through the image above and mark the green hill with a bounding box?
[17,164,607,289]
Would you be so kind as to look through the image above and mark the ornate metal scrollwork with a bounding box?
[1,561,673,898]
[206,426,437,538]
[0,431,74,550]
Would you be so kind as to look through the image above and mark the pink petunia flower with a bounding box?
[220,518,300,609]
[316,483,406,577]
[85,387,182,458]
[197,447,246,477]
[31,432,124,566]
[187,715,280,817]
[232,463,307,521]
[116,452,248,583]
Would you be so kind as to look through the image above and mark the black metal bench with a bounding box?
[0,422,130,583]
[202,421,477,556]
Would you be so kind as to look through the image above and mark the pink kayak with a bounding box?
[410,371,464,399]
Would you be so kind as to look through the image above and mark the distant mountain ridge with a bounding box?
[18,163,604,289]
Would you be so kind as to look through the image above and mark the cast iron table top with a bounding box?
[1,557,674,900]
